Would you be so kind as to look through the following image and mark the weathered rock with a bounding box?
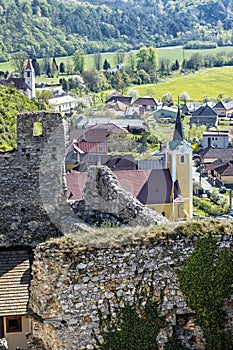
[72,165,167,227]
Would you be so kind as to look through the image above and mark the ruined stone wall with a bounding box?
[0,112,89,247]
[28,231,233,350]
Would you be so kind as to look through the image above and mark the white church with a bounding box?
[0,58,35,99]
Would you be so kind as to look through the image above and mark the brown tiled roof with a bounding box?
[66,140,108,155]
[3,77,31,91]
[0,250,31,316]
[26,58,33,70]
[133,97,158,107]
[198,146,233,160]
[66,169,173,204]
[106,95,132,105]
[70,124,127,143]
[214,161,233,176]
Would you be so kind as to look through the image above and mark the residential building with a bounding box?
[132,96,159,112]
[201,130,229,149]
[198,146,233,164]
[49,95,79,113]
[153,106,178,122]
[190,104,218,127]
[213,100,233,118]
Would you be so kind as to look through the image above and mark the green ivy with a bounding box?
[93,276,185,350]
[177,235,233,350]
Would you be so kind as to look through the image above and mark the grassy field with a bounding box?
[2,45,233,73]
[127,66,233,102]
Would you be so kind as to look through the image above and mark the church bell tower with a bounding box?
[24,58,35,99]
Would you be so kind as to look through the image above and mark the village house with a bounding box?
[213,100,233,118]
[198,146,233,165]
[49,94,79,113]
[132,96,159,112]
[201,130,230,149]
[153,106,178,122]
[190,104,218,127]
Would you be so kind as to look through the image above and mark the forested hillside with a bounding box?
[0,85,43,151]
[0,0,233,61]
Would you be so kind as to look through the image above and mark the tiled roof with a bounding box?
[2,77,30,91]
[25,58,33,70]
[192,104,217,117]
[89,123,127,133]
[66,140,108,155]
[214,161,233,176]
[70,124,127,143]
[66,169,173,204]
[0,250,31,316]
[106,96,132,105]
[198,146,233,160]
[133,97,158,107]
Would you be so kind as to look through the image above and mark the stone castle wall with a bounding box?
[28,231,233,350]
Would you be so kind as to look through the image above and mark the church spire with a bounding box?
[173,100,184,142]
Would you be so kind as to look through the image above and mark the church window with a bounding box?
[27,72,30,77]
[180,155,186,164]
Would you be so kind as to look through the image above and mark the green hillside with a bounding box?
[0,85,41,151]
[0,0,233,59]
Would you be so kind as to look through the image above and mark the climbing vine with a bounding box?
[177,235,233,350]
[93,276,185,350]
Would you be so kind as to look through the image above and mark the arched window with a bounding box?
[180,155,185,164]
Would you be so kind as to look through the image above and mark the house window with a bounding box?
[6,316,22,333]
[33,121,43,136]
[180,155,185,164]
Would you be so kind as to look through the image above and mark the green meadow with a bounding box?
[130,66,233,102]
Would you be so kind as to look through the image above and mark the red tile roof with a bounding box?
[70,123,127,143]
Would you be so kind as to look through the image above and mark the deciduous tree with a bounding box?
[73,50,85,74]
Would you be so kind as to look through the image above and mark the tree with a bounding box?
[94,52,102,71]
[73,50,85,74]
[82,69,107,92]
[59,62,65,74]
[114,49,125,65]
[61,78,69,92]
[138,69,150,84]
[125,51,137,77]
[162,93,173,106]
[31,58,40,76]
[12,52,28,76]
[103,58,111,70]
[51,57,58,77]
[136,46,158,73]
[180,92,190,104]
